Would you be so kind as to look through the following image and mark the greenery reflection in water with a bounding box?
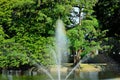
[0,74,49,80]
[1,71,120,80]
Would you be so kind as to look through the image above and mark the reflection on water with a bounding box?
[0,70,120,80]
[68,71,99,80]
[80,72,99,80]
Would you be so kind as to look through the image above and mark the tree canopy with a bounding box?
[0,0,103,69]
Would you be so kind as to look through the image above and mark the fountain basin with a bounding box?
[49,66,68,73]
[79,63,106,72]
[48,63,107,73]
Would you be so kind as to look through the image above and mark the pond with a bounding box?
[0,70,120,80]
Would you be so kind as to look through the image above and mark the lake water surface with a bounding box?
[0,70,120,80]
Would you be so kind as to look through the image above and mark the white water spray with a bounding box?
[55,19,68,80]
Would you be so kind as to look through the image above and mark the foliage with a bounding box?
[0,0,73,68]
[67,16,101,57]
[0,0,102,68]
[66,0,102,57]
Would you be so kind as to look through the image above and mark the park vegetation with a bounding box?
[0,0,119,69]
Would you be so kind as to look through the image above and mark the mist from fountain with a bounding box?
[54,19,68,80]
[50,19,84,80]
[41,19,82,80]
[65,61,81,80]
[51,19,96,80]
[31,60,54,80]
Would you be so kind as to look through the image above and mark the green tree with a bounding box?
[67,0,102,57]
[0,0,102,68]
[67,16,101,57]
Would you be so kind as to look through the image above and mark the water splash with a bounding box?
[65,60,81,80]
[33,62,54,80]
[55,19,68,80]
[65,49,99,80]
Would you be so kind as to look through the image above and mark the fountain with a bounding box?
[17,19,96,80]
[29,19,82,80]
[45,19,81,80]
[1,19,101,80]
[1,19,120,80]
[43,19,99,80]
[55,19,68,80]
